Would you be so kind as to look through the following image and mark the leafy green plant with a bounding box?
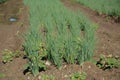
[0,73,5,78]
[96,54,120,70]
[2,49,21,63]
[69,72,87,80]
[41,74,55,80]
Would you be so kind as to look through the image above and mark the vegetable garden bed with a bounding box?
[23,0,96,76]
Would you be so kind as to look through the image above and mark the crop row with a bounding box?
[76,0,120,16]
[23,0,96,76]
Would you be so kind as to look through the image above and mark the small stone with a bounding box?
[63,65,67,68]
[64,75,68,78]
[45,60,51,66]
[88,65,91,69]
[27,76,30,80]
[15,31,20,35]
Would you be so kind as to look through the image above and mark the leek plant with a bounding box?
[23,0,96,76]
[76,0,120,16]
[23,30,47,76]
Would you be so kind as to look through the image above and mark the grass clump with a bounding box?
[76,0,120,16]
[23,0,96,76]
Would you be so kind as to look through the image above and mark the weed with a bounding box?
[96,54,120,70]
[69,72,87,80]
[2,49,21,63]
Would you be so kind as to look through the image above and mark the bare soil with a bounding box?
[0,0,120,80]
[0,0,28,80]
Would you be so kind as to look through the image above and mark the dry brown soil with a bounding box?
[0,0,120,80]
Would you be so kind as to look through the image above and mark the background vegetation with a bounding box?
[76,0,120,16]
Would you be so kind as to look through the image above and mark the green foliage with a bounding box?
[0,0,7,4]
[69,72,87,80]
[76,0,120,16]
[41,74,55,80]
[23,31,47,76]
[0,73,5,78]
[96,54,120,70]
[23,0,96,76]
[2,49,21,63]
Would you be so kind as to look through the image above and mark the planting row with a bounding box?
[23,0,96,76]
[76,0,120,16]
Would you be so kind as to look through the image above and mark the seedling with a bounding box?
[69,72,87,80]
[96,54,120,70]
[2,49,21,63]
